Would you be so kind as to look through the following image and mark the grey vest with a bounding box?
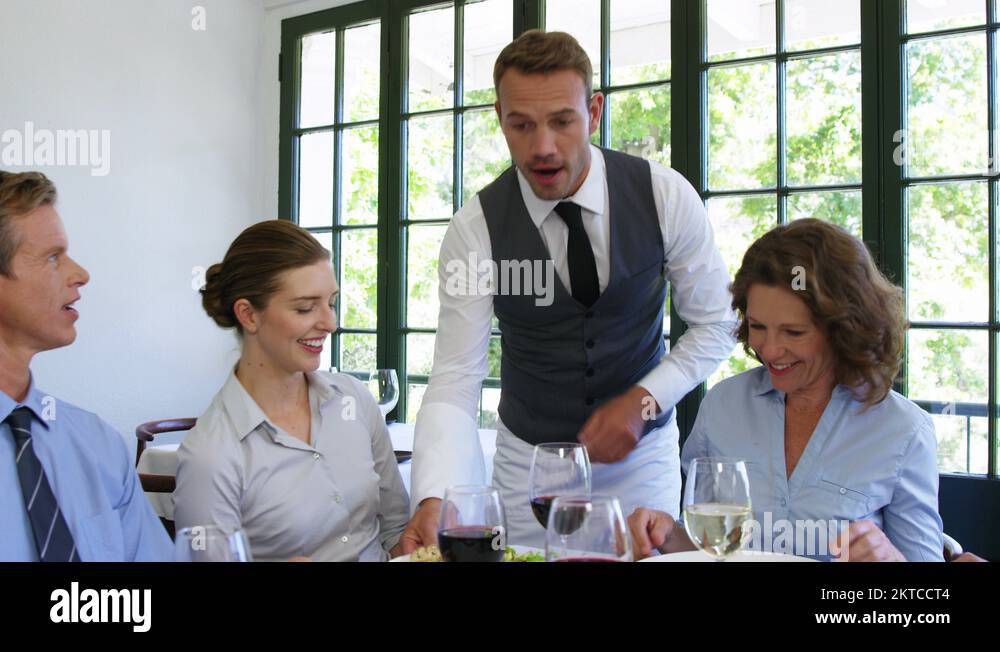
[479,148,670,446]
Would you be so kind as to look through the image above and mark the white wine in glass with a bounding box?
[683,458,752,561]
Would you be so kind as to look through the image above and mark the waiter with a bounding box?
[400,30,737,549]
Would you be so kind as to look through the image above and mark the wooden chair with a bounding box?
[134,418,196,538]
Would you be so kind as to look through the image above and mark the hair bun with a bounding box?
[200,262,237,329]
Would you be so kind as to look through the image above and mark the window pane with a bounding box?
[908,329,989,404]
[341,228,378,329]
[406,383,427,422]
[343,23,381,123]
[787,190,862,237]
[314,231,334,372]
[787,51,862,186]
[407,333,437,377]
[407,114,454,220]
[932,412,988,474]
[906,0,985,34]
[341,333,377,374]
[341,126,379,226]
[464,0,511,105]
[409,6,455,111]
[299,31,336,128]
[907,182,989,322]
[298,131,334,228]
[546,0,601,89]
[407,224,449,328]
[707,195,777,279]
[708,63,777,190]
[609,84,671,167]
[610,0,671,84]
[707,0,776,62]
[480,387,501,429]
[462,109,509,206]
[785,0,861,51]
[487,336,501,378]
[906,33,988,177]
[709,346,761,389]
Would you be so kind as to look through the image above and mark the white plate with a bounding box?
[638,550,818,563]
[391,545,545,563]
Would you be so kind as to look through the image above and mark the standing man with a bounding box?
[0,170,172,561]
[401,31,737,549]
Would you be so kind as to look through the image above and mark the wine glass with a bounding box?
[544,496,632,562]
[174,525,253,562]
[528,443,591,529]
[438,485,507,562]
[368,369,399,420]
[682,458,753,561]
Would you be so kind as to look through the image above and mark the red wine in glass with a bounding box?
[530,495,556,528]
[438,526,504,563]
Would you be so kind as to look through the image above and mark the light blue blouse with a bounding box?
[682,366,944,561]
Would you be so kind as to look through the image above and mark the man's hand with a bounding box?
[627,508,675,560]
[578,386,658,464]
[398,498,442,554]
[831,520,906,562]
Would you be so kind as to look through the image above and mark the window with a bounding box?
[280,0,999,482]
[702,0,863,387]
[900,0,995,474]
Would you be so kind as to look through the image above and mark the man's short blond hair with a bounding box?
[0,171,57,277]
[493,30,594,99]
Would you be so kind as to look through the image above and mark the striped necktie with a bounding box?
[4,407,79,562]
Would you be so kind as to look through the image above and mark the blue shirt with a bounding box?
[682,367,944,561]
[1,378,173,561]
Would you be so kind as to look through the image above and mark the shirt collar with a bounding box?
[515,144,606,229]
[0,373,52,430]
[219,369,341,441]
[751,365,853,402]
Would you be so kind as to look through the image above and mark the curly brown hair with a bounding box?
[730,219,904,407]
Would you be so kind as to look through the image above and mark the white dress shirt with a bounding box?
[412,146,739,506]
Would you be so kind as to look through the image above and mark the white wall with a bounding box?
[257,0,355,220]
[0,0,266,453]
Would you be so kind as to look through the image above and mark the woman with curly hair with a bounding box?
[629,219,944,561]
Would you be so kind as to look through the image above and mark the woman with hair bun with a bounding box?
[628,219,945,562]
[174,220,409,561]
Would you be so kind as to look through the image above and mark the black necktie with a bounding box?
[554,202,600,307]
[4,407,79,562]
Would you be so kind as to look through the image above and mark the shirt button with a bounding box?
[341,535,349,543]
[585,368,595,377]
[334,495,342,503]
[585,397,595,406]
[780,498,787,507]
[313,453,320,460]
[839,488,846,495]
[585,340,595,349]
[585,311,595,319]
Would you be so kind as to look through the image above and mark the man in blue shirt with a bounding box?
[0,170,172,561]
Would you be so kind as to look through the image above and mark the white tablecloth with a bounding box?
[136,422,497,520]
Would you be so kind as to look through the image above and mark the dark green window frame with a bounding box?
[280,0,1000,555]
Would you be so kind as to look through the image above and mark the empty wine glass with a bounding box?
[544,496,632,562]
[368,369,399,419]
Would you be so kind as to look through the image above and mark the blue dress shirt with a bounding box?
[682,367,944,561]
[1,378,173,561]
